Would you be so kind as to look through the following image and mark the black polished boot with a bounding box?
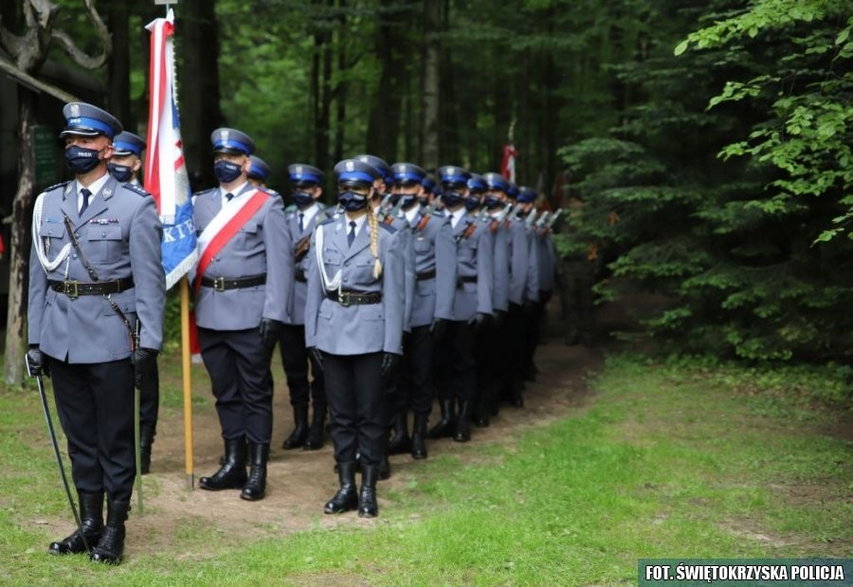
[89,498,129,564]
[410,413,428,460]
[303,406,326,450]
[49,491,103,555]
[387,411,411,454]
[324,461,358,514]
[282,404,309,449]
[358,465,380,518]
[427,399,456,438]
[199,438,248,490]
[453,401,472,442]
[379,453,391,480]
[241,443,269,501]
[140,426,155,475]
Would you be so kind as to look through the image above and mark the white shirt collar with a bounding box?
[298,202,319,227]
[220,182,249,205]
[404,205,420,226]
[449,207,466,228]
[76,173,110,210]
[345,214,368,235]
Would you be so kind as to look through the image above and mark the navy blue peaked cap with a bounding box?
[247,156,271,181]
[60,102,123,140]
[482,172,510,193]
[422,176,437,194]
[517,186,538,203]
[391,162,426,184]
[507,183,520,199]
[438,165,471,186]
[112,131,146,157]
[288,163,325,185]
[354,154,392,183]
[211,128,255,155]
[334,159,380,185]
[468,173,487,193]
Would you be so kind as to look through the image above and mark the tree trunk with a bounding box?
[107,0,131,126]
[315,9,333,175]
[333,6,347,166]
[179,0,223,188]
[420,0,441,171]
[4,91,36,385]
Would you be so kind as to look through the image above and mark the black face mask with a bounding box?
[65,145,103,175]
[463,195,481,211]
[107,163,133,183]
[338,190,368,211]
[442,190,464,208]
[214,160,243,184]
[418,196,430,207]
[388,193,401,206]
[484,195,503,210]
[292,191,315,209]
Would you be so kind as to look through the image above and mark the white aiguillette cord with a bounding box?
[32,193,72,273]
[314,220,343,296]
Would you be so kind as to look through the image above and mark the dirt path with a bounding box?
[124,338,601,557]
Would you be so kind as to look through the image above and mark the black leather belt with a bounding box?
[416,269,436,281]
[201,274,266,292]
[49,277,134,299]
[294,269,307,283]
[457,275,477,286]
[326,290,382,306]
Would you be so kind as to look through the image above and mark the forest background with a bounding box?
[1,0,851,380]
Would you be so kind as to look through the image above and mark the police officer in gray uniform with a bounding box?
[388,162,456,459]
[107,131,160,476]
[430,165,494,443]
[517,186,542,381]
[193,128,292,501]
[279,163,329,450]
[305,158,405,518]
[27,102,165,564]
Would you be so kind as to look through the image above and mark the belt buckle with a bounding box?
[64,280,79,299]
[214,276,226,292]
[339,291,351,307]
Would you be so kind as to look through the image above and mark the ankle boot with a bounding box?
[411,413,428,460]
[428,399,456,438]
[324,461,358,514]
[199,438,248,490]
[358,465,380,518]
[282,405,309,449]
[89,498,129,564]
[139,426,155,475]
[303,406,326,450]
[453,400,472,442]
[49,491,103,555]
[241,443,269,501]
[387,411,411,454]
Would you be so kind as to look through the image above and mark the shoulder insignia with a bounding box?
[193,187,219,198]
[380,222,397,234]
[284,204,297,213]
[44,180,70,193]
[122,182,150,197]
[318,216,336,227]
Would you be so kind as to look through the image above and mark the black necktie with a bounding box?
[348,221,357,248]
[80,188,91,215]
[299,213,305,233]
[225,192,234,202]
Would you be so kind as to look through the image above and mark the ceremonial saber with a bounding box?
[31,366,90,554]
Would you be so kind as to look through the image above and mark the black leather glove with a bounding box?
[131,347,158,388]
[429,318,448,341]
[258,318,284,350]
[307,347,324,372]
[380,352,400,379]
[469,312,492,331]
[26,345,49,378]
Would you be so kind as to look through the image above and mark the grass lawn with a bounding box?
[0,353,849,585]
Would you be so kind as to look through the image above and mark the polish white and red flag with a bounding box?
[500,143,517,183]
[144,8,197,290]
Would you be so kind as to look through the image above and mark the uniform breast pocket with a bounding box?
[414,238,432,254]
[38,222,66,254]
[322,247,343,270]
[86,224,124,263]
[239,221,260,247]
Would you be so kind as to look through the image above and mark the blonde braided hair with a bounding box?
[367,204,383,279]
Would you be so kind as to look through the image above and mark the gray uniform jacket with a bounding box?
[28,178,166,362]
[507,216,532,305]
[387,214,415,332]
[487,217,510,313]
[285,203,328,326]
[524,225,541,303]
[192,184,292,330]
[409,209,457,328]
[450,211,494,322]
[304,216,405,355]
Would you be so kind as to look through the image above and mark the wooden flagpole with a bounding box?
[180,276,194,489]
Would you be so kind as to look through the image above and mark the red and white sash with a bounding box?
[193,188,269,293]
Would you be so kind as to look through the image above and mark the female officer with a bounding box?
[304,158,405,518]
